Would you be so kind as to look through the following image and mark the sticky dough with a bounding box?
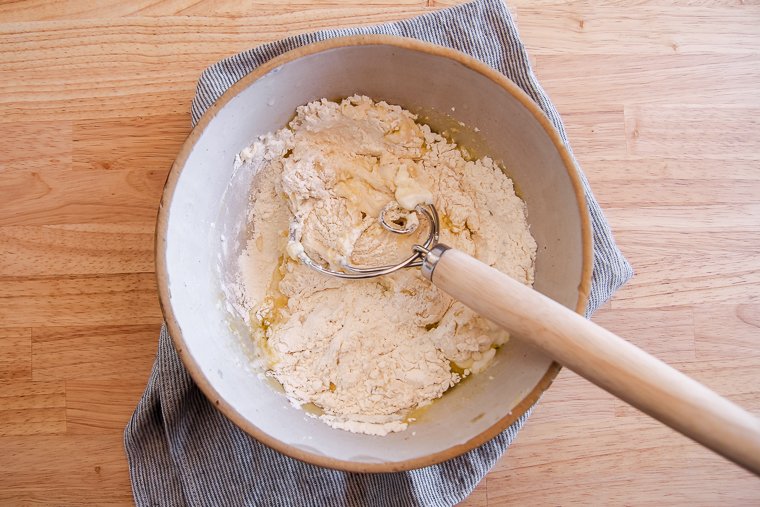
[234,95,536,436]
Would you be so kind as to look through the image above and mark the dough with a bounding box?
[234,96,536,435]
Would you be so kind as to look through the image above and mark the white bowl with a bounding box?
[156,35,592,472]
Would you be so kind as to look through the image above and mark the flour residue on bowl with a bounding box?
[233,95,536,436]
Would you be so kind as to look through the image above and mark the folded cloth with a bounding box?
[125,0,633,505]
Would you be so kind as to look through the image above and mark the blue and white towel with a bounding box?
[125,1,633,505]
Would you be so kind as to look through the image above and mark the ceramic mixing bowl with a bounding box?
[156,35,592,472]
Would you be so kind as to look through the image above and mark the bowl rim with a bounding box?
[155,34,593,473]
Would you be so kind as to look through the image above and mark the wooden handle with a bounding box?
[429,246,760,475]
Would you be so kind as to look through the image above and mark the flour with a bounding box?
[234,95,536,436]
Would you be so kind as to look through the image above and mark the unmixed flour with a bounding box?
[234,95,536,436]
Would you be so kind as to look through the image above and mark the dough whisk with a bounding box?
[291,202,760,475]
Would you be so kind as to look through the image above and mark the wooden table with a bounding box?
[1,1,759,504]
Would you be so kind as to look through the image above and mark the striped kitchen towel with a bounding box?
[124,0,634,505]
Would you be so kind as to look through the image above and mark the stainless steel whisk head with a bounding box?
[293,202,441,279]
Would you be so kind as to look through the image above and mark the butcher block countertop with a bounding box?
[1,1,759,504]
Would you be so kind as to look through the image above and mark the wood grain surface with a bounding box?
[1,0,759,505]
